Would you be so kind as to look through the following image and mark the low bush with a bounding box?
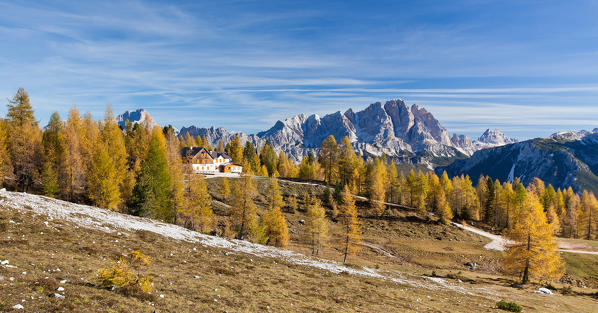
[95,251,153,296]
[497,300,522,312]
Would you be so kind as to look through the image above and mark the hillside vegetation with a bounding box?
[2,188,598,312]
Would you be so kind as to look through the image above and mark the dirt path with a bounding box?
[453,222,598,255]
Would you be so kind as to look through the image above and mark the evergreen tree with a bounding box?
[305,198,328,256]
[339,185,362,263]
[129,127,173,221]
[259,142,278,177]
[502,194,564,284]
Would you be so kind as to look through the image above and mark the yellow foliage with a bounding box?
[95,251,153,295]
[502,194,564,284]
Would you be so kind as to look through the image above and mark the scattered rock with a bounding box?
[53,293,65,300]
[12,304,24,310]
[299,219,305,224]
[57,287,65,292]
[464,261,477,271]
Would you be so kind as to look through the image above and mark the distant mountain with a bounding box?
[178,99,515,164]
[438,130,598,194]
[116,109,157,129]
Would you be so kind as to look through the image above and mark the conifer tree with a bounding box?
[436,188,453,224]
[579,191,598,240]
[216,140,225,152]
[338,185,362,263]
[100,106,129,209]
[41,112,66,197]
[387,161,399,203]
[263,180,290,248]
[287,194,298,213]
[63,108,87,201]
[319,135,339,184]
[226,135,243,164]
[230,174,258,240]
[0,120,11,187]
[6,88,42,192]
[164,127,185,223]
[338,136,357,186]
[502,194,564,284]
[368,158,387,215]
[221,176,230,201]
[259,142,278,176]
[129,127,173,221]
[88,140,121,210]
[305,198,328,256]
[181,173,214,233]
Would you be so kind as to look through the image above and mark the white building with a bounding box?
[181,147,243,174]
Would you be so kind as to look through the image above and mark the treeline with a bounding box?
[0,88,345,257]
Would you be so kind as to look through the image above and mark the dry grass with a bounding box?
[1,179,598,312]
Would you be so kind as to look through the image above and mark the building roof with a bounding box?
[181,147,231,160]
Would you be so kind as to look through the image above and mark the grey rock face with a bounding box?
[116,109,157,129]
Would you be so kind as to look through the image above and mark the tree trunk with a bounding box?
[343,224,349,264]
[522,234,531,284]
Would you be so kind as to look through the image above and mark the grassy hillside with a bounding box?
[1,181,598,312]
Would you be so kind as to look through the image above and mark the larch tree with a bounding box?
[225,135,243,164]
[338,185,362,263]
[216,140,225,152]
[368,158,387,216]
[319,135,339,184]
[220,176,230,201]
[305,198,328,256]
[41,112,66,197]
[100,106,129,209]
[181,173,214,233]
[63,108,86,201]
[88,140,121,211]
[338,136,357,187]
[230,174,258,240]
[6,88,42,192]
[263,177,289,248]
[436,188,453,224]
[0,120,11,187]
[502,193,564,284]
[387,161,399,203]
[579,191,598,240]
[129,126,173,221]
[164,127,185,223]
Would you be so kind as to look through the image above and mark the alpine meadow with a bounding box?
[2,1,598,312]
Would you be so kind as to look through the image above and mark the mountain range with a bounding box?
[117,101,598,192]
[172,99,517,164]
[439,129,598,194]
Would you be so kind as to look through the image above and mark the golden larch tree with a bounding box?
[502,193,564,284]
[339,185,362,263]
[305,198,329,256]
[181,173,214,233]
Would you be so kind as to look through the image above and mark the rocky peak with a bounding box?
[116,109,157,129]
[478,128,517,146]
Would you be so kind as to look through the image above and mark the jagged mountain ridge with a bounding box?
[116,108,157,129]
[438,130,598,194]
[177,99,516,163]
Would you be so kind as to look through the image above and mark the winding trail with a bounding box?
[453,222,598,255]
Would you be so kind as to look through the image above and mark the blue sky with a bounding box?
[1,0,598,139]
